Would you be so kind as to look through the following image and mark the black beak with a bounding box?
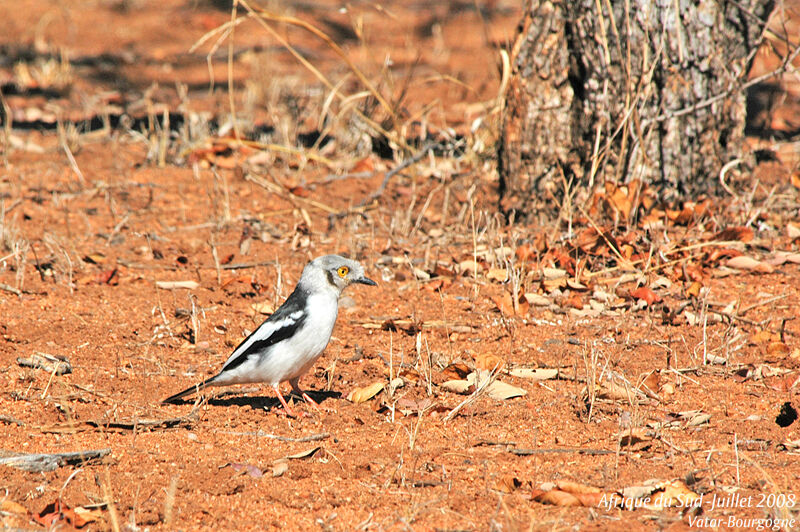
[356,276,377,286]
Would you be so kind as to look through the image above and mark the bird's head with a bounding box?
[305,254,377,294]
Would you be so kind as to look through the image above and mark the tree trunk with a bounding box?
[499,0,774,219]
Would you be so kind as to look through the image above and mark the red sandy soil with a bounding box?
[1,1,800,531]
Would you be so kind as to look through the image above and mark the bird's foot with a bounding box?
[274,392,304,418]
[291,391,336,413]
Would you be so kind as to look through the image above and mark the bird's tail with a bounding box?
[161,376,217,404]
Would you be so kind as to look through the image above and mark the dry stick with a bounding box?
[227,0,241,142]
[218,431,330,442]
[215,137,336,167]
[358,142,438,208]
[0,283,21,296]
[245,173,338,214]
[248,5,397,123]
[58,122,86,184]
[233,2,408,153]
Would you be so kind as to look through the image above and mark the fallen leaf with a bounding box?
[524,293,550,306]
[619,427,652,446]
[686,281,702,298]
[475,353,505,372]
[33,501,90,528]
[441,363,471,380]
[726,256,774,274]
[458,259,482,276]
[630,286,661,305]
[486,380,527,400]
[271,459,289,477]
[156,280,200,290]
[768,342,791,356]
[531,489,582,506]
[285,446,321,460]
[713,226,754,242]
[543,267,567,279]
[1,500,28,515]
[509,368,560,380]
[646,480,701,509]
[439,379,474,394]
[751,329,780,344]
[493,292,529,316]
[789,222,800,239]
[73,506,103,525]
[494,475,522,493]
[96,268,119,285]
[251,302,274,315]
[82,252,106,264]
[486,268,509,282]
[347,382,385,403]
[224,462,264,478]
[768,251,800,266]
[351,155,375,173]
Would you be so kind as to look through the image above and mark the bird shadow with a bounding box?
[203,390,341,412]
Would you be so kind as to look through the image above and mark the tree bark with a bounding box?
[499,0,774,219]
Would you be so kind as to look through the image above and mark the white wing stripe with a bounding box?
[222,315,300,368]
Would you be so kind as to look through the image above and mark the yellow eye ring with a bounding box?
[337,266,349,278]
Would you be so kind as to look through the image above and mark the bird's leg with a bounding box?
[289,377,321,411]
[272,383,297,417]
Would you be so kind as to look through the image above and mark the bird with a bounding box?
[162,254,376,416]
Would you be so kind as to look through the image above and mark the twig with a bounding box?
[510,447,617,456]
[217,431,330,443]
[358,142,438,208]
[0,415,24,426]
[0,283,21,296]
[0,449,110,472]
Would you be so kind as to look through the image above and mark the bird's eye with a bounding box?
[337,266,349,278]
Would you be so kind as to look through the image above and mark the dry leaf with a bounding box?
[285,446,320,460]
[647,480,701,509]
[494,475,522,493]
[531,489,582,506]
[440,380,474,394]
[788,222,800,239]
[768,251,800,266]
[250,302,274,315]
[630,286,661,305]
[1,500,28,515]
[713,226,754,242]
[486,380,527,400]
[156,280,200,290]
[33,501,91,528]
[441,363,471,380]
[347,382,385,403]
[223,462,264,478]
[82,252,106,264]
[272,458,289,477]
[509,368,559,380]
[486,268,509,282]
[458,259,482,276]
[493,292,529,316]
[686,281,702,298]
[767,342,791,356]
[726,256,774,274]
[543,267,567,279]
[524,293,551,306]
[751,329,780,344]
[475,353,505,372]
[555,480,603,495]
[619,427,652,446]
